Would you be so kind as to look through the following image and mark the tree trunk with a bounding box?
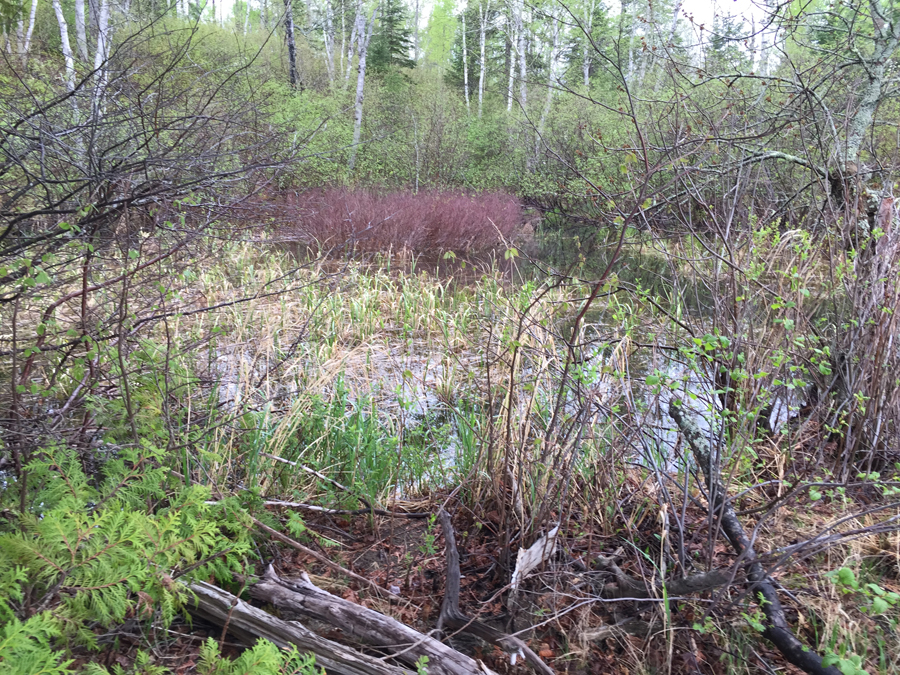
[462,7,470,112]
[582,0,594,87]
[478,1,487,117]
[324,0,335,80]
[88,0,99,49]
[284,0,300,88]
[533,15,559,167]
[844,58,895,167]
[413,0,420,61]
[74,0,88,61]
[626,0,635,82]
[249,567,493,675]
[349,4,377,170]
[51,0,76,91]
[506,14,514,110]
[345,0,360,82]
[91,0,110,113]
[93,0,110,71]
[22,0,38,62]
[516,0,526,109]
[189,581,413,675]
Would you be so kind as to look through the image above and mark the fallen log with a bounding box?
[437,509,555,675]
[668,398,840,675]
[595,556,731,600]
[188,580,411,675]
[249,566,496,675]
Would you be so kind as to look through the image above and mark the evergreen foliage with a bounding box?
[197,638,324,675]
[0,442,256,670]
[370,0,417,71]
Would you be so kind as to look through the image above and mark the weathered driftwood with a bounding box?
[188,580,411,675]
[669,398,840,675]
[249,566,496,675]
[437,509,555,675]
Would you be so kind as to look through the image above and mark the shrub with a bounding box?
[279,188,522,254]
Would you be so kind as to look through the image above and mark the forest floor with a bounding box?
[65,476,897,675]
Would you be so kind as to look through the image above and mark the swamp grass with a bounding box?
[3,221,900,674]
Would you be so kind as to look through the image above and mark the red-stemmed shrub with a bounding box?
[279,189,523,254]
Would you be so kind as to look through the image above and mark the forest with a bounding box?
[2,0,900,672]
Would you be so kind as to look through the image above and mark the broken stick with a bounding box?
[437,509,555,675]
[669,398,840,675]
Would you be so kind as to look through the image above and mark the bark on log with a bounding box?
[437,509,555,675]
[669,398,840,675]
[249,566,496,675]
[188,581,411,675]
[595,556,731,599]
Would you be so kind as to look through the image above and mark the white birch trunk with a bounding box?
[324,0,335,80]
[413,0,420,61]
[92,0,111,112]
[93,0,110,72]
[462,7,470,112]
[244,0,252,33]
[345,0,360,82]
[533,15,559,166]
[349,4,377,170]
[636,0,653,85]
[516,0,526,109]
[16,20,24,56]
[75,0,89,61]
[89,0,99,48]
[22,0,38,59]
[582,0,594,87]
[339,0,346,76]
[506,14,514,110]
[666,0,681,47]
[51,0,77,91]
[478,0,487,117]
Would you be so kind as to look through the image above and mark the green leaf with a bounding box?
[34,270,51,284]
[872,597,889,614]
[128,250,140,260]
[645,374,660,386]
[837,567,857,588]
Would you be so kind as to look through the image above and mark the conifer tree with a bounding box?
[369,0,415,71]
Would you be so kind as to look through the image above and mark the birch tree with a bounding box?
[462,4,470,111]
[477,0,489,116]
[532,12,559,166]
[51,0,76,90]
[75,0,89,61]
[345,0,360,81]
[515,0,525,109]
[506,5,514,110]
[349,3,377,170]
[324,0,335,80]
[15,0,37,62]
[581,0,594,86]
